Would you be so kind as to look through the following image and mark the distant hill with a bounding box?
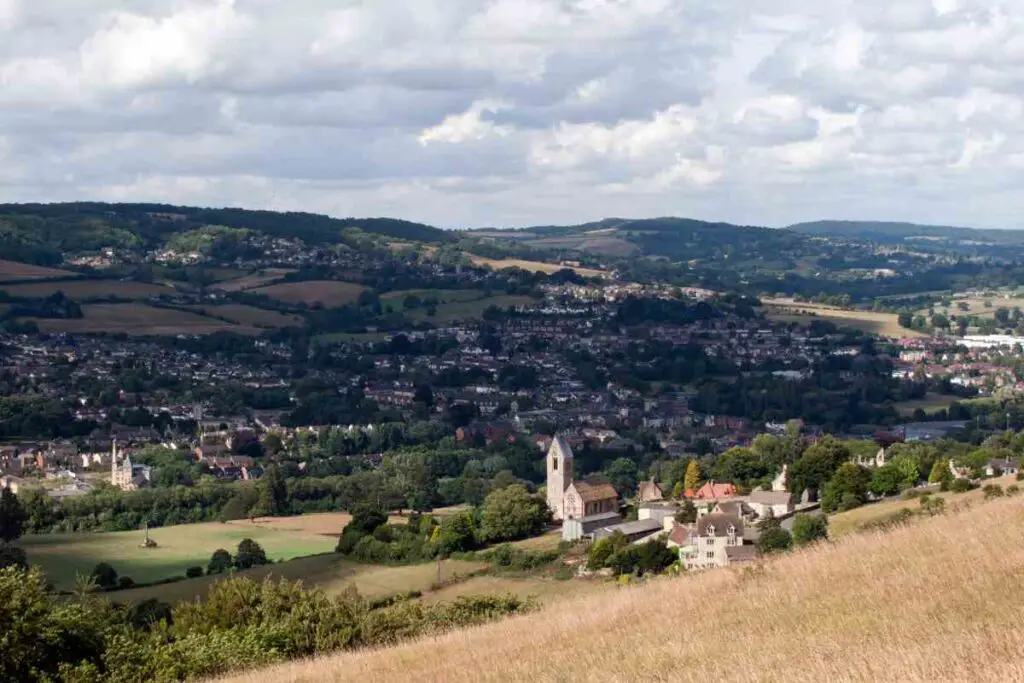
[232,496,1024,683]
[0,202,452,264]
[789,220,1024,246]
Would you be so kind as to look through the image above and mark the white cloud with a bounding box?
[3,0,1024,228]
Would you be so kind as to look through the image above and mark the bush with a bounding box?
[983,484,1005,500]
[920,496,946,516]
[859,508,915,532]
[757,527,793,554]
[1007,485,1021,496]
[901,488,926,500]
[117,576,135,590]
[606,539,677,576]
[233,538,268,569]
[791,514,828,547]
[90,562,118,590]
[950,478,976,493]
[479,485,552,543]
[1017,470,1024,482]
[207,549,233,575]
[587,531,627,570]
[185,566,204,579]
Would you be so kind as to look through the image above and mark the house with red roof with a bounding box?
[687,480,738,500]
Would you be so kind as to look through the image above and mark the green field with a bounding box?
[23,521,339,589]
[410,294,534,322]
[380,289,484,304]
[891,393,958,417]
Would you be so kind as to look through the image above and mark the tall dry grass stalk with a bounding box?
[221,497,1024,683]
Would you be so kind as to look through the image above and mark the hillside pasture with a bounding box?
[466,254,606,278]
[409,294,534,322]
[762,299,924,338]
[251,280,367,308]
[118,553,487,605]
[380,289,484,305]
[1,279,174,300]
[23,522,340,590]
[421,574,609,607]
[920,292,1024,321]
[230,494,1024,683]
[891,392,958,417]
[188,304,304,329]
[211,268,296,293]
[0,259,79,282]
[21,303,258,336]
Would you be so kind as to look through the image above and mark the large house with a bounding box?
[547,434,618,521]
[689,480,738,500]
[672,513,758,570]
[747,490,795,519]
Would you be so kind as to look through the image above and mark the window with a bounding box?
[706,551,715,559]
[705,524,715,536]
[705,538,714,546]
[552,457,558,471]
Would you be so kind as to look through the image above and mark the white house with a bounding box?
[747,490,795,519]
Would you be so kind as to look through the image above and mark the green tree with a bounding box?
[0,544,27,571]
[480,485,551,543]
[788,436,850,500]
[757,527,793,554]
[262,432,284,455]
[683,459,701,493]
[587,531,628,569]
[929,458,952,486]
[791,514,828,547]
[604,458,638,495]
[207,549,233,575]
[821,463,871,513]
[674,499,697,524]
[870,463,904,497]
[90,562,118,590]
[233,539,268,569]
[250,465,288,518]
[435,511,477,556]
[890,454,921,489]
[0,487,27,543]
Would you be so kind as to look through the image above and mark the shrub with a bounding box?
[791,514,828,547]
[587,531,627,570]
[758,527,793,554]
[950,478,976,493]
[859,508,915,532]
[1017,470,1024,482]
[920,496,946,516]
[1007,485,1021,496]
[901,488,926,500]
[185,566,204,579]
[983,484,1005,500]
[117,576,135,590]
[90,562,118,590]
[606,539,677,576]
[233,538,268,569]
[207,549,233,575]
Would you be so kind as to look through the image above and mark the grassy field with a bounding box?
[409,295,534,322]
[0,259,79,282]
[763,299,925,338]
[421,574,609,607]
[229,494,1024,683]
[211,268,296,293]
[117,554,488,605]
[919,292,1024,321]
[891,392,958,417]
[827,474,1015,538]
[466,254,606,278]
[314,331,391,344]
[251,281,367,308]
[23,521,340,590]
[380,289,483,304]
[188,304,304,329]
[21,303,258,336]
[1,279,174,300]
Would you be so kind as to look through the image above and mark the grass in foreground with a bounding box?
[226,495,1024,683]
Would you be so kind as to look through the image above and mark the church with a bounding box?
[110,440,152,491]
[546,434,618,521]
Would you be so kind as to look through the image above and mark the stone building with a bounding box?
[546,434,617,521]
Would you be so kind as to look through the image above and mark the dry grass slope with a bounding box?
[0,259,78,282]
[229,496,1024,683]
[763,298,925,338]
[251,281,367,308]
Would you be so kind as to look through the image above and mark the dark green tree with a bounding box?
[207,548,233,575]
[791,514,829,547]
[480,485,551,542]
[90,562,118,590]
[233,539,268,569]
[757,527,793,554]
[0,487,27,543]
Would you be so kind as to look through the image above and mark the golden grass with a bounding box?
[225,495,1024,683]
[827,474,1016,538]
[251,281,367,308]
[420,575,608,607]
[466,254,606,278]
[0,259,78,282]
[211,268,297,293]
[2,279,173,300]
[763,298,925,338]
[188,304,304,329]
[21,303,258,336]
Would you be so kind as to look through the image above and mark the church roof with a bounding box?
[571,481,618,503]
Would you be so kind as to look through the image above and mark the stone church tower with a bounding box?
[110,438,134,490]
[546,435,574,521]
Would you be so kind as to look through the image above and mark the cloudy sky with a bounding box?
[2,0,1023,229]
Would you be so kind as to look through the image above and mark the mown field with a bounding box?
[409,294,534,322]
[0,259,79,282]
[466,254,606,278]
[251,280,367,307]
[762,299,924,338]
[891,392,958,417]
[920,292,1024,321]
[1,279,174,300]
[22,303,259,336]
[23,521,340,590]
[188,304,304,329]
[211,268,296,293]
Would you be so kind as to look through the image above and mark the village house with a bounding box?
[747,490,795,519]
[673,513,759,570]
[986,459,1019,477]
[637,479,664,503]
[688,480,738,500]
